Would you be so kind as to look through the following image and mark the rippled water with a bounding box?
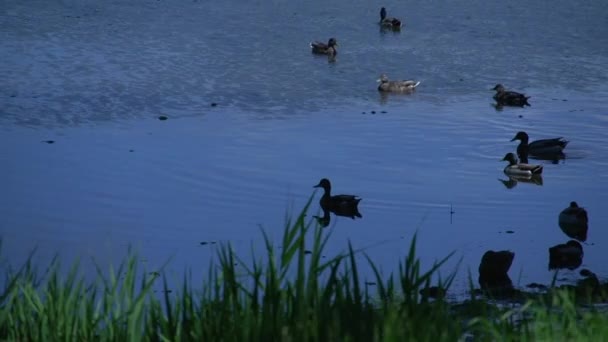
[2,0,608,297]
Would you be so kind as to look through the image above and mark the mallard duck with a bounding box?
[377,74,420,92]
[478,250,514,290]
[313,178,362,218]
[559,201,588,226]
[379,7,402,29]
[492,84,531,107]
[549,240,583,270]
[310,38,338,56]
[501,152,543,176]
[558,201,588,241]
[479,250,514,277]
[511,131,568,163]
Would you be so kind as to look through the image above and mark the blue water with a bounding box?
[1,0,608,298]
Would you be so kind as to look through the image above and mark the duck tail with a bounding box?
[413,81,421,88]
[524,96,531,106]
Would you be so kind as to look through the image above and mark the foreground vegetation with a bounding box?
[1,199,608,341]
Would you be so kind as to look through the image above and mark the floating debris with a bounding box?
[43,140,55,144]
[210,102,218,107]
[158,115,168,121]
[371,110,376,114]
[304,250,312,255]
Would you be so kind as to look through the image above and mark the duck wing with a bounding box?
[517,163,543,174]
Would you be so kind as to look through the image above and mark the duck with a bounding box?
[501,152,543,176]
[478,250,515,290]
[549,240,583,270]
[559,201,588,226]
[558,201,588,241]
[379,7,402,29]
[510,131,568,163]
[313,178,362,218]
[377,74,420,92]
[492,84,531,107]
[310,38,338,56]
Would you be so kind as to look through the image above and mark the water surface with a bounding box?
[2,0,608,297]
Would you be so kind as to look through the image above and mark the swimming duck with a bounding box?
[510,131,568,163]
[492,84,531,107]
[377,74,420,92]
[310,38,338,56]
[313,178,362,218]
[379,7,402,29]
[478,250,515,290]
[558,201,588,241]
[501,152,543,176]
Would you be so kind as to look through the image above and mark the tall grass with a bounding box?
[1,198,607,341]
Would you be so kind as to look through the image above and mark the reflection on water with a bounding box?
[498,175,543,189]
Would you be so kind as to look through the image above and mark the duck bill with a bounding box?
[313,183,322,188]
[510,137,517,142]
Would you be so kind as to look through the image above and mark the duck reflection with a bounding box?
[313,205,363,228]
[549,240,583,270]
[558,201,588,242]
[478,250,514,290]
[313,178,363,227]
[498,174,543,189]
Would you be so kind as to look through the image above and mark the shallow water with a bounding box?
[1,0,608,297]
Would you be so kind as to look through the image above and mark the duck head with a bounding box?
[376,74,389,83]
[313,178,331,191]
[327,38,338,48]
[492,84,505,92]
[501,152,518,165]
[510,131,529,142]
[380,7,387,20]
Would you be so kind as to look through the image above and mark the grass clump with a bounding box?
[1,198,608,341]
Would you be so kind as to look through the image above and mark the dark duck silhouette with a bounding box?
[478,250,515,290]
[558,201,588,241]
[549,240,583,270]
[492,84,531,107]
[379,7,402,29]
[310,38,338,57]
[313,178,362,219]
[510,131,568,163]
